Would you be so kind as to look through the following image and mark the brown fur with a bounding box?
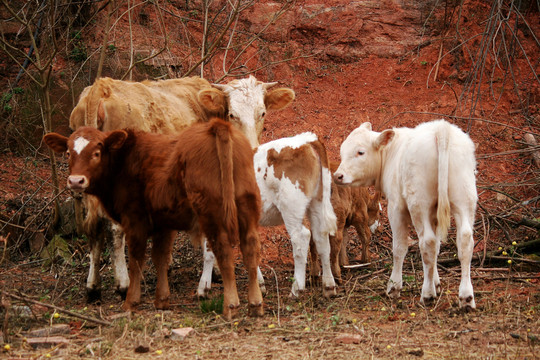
[44,119,263,320]
[310,162,381,283]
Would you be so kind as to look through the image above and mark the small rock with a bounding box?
[171,327,194,341]
[12,305,32,318]
[134,344,150,353]
[335,334,362,344]
[27,336,69,349]
[408,348,424,356]
[28,324,71,338]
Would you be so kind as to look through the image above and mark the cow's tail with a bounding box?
[436,122,451,242]
[86,78,111,129]
[310,139,338,237]
[213,120,240,245]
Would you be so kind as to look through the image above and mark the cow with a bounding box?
[309,168,382,284]
[43,119,264,320]
[69,75,295,301]
[198,132,338,298]
[333,120,478,311]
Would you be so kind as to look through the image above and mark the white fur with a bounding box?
[255,133,336,297]
[335,120,477,309]
[73,137,89,154]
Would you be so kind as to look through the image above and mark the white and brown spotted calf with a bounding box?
[334,120,478,310]
[198,132,338,298]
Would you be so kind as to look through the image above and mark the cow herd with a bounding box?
[43,75,478,319]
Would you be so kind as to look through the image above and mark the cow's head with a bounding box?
[198,75,295,148]
[334,122,394,187]
[43,127,127,192]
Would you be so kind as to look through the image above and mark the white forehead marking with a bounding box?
[73,137,90,154]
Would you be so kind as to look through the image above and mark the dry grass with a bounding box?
[1,232,538,359]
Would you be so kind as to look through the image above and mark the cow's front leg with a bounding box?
[386,209,410,299]
[86,231,104,303]
[123,233,148,311]
[197,238,215,298]
[110,223,129,299]
[152,231,175,310]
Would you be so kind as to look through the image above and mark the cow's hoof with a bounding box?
[260,284,267,296]
[222,303,240,321]
[386,284,402,299]
[435,283,441,296]
[249,302,264,317]
[116,287,128,300]
[86,288,102,304]
[197,288,211,300]
[323,286,337,298]
[121,302,136,312]
[154,298,170,310]
[289,282,304,298]
[459,295,476,312]
[421,295,437,306]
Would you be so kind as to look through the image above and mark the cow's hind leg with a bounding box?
[309,208,336,298]
[151,231,175,310]
[454,207,476,311]
[110,223,129,299]
[239,221,264,317]
[386,208,410,299]
[212,231,240,320]
[284,220,311,298]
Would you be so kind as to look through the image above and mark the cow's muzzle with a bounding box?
[67,175,89,192]
[333,172,346,185]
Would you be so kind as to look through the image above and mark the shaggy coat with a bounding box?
[44,119,263,320]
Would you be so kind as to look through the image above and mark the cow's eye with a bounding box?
[261,111,266,118]
[66,150,71,159]
[228,113,234,120]
[93,150,101,159]
[357,151,365,156]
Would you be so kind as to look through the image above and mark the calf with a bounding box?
[334,120,477,310]
[44,119,264,320]
[310,162,382,283]
[198,132,338,298]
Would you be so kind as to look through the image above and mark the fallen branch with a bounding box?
[0,290,111,326]
[517,218,540,230]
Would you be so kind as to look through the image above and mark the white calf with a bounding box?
[198,133,338,298]
[334,120,477,310]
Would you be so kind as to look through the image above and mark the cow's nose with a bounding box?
[67,175,88,191]
[334,173,344,183]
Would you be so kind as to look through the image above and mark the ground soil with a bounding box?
[0,1,539,359]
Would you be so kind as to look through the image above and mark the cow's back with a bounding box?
[379,121,476,218]
[175,120,260,230]
[69,77,212,134]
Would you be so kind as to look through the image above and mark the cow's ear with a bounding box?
[43,133,68,153]
[265,88,295,110]
[360,122,372,131]
[105,130,128,150]
[198,88,226,112]
[374,129,394,149]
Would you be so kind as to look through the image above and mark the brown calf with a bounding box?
[44,119,263,320]
[310,162,381,283]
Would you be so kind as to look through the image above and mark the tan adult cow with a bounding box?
[44,119,264,320]
[69,75,295,301]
